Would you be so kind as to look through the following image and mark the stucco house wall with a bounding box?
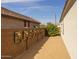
[60,2,77,59]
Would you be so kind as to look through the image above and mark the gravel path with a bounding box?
[15,36,71,59]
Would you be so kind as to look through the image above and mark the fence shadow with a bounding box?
[15,37,49,59]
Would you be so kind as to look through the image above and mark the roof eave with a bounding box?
[59,0,76,22]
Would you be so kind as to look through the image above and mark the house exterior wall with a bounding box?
[60,2,77,59]
[1,15,40,29]
[1,15,25,29]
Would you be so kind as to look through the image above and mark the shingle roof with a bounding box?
[1,7,40,24]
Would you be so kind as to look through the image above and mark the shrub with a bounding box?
[46,23,60,36]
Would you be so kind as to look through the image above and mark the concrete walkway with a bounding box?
[15,36,71,59]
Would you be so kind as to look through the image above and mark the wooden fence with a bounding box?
[1,28,45,59]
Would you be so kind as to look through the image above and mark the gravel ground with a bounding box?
[15,36,71,59]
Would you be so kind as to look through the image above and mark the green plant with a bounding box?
[46,23,60,36]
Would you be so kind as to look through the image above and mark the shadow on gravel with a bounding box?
[15,37,49,59]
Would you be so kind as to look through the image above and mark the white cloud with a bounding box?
[1,0,44,3]
[26,6,54,11]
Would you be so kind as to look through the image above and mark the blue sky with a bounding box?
[1,0,66,24]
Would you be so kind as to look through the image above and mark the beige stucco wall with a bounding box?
[60,2,77,59]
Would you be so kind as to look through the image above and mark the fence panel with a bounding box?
[1,28,45,59]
